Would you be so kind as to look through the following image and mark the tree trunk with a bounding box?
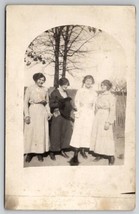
[62,26,69,77]
[53,27,63,88]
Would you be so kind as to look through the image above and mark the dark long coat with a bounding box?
[49,89,74,152]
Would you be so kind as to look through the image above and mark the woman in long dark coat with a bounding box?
[49,78,74,160]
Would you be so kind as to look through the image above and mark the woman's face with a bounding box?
[61,84,68,91]
[36,77,45,87]
[101,83,108,92]
[84,78,93,88]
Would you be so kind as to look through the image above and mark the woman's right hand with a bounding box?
[74,111,80,118]
[53,109,60,117]
[104,122,110,130]
[47,113,52,120]
[25,116,31,124]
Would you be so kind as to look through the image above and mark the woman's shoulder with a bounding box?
[92,89,98,96]
[25,84,35,92]
[108,92,116,102]
[109,92,115,98]
[50,88,59,96]
[42,86,48,92]
[76,87,84,93]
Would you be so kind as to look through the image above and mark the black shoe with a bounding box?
[69,156,79,166]
[43,152,49,157]
[80,149,88,159]
[108,156,115,165]
[60,150,69,158]
[49,152,56,160]
[25,154,33,162]
[93,156,102,162]
[37,155,44,162]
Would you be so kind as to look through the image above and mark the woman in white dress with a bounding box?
[24,73,52,162]
[90,80,116,165]
[69,75,97,165]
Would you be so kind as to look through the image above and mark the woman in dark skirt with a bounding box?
[49,77,74,160]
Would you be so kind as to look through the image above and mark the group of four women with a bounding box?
[24,72,116,165]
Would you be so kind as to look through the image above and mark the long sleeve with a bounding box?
[93,92,98,114]
[45,90,51,114]
[73,90,82,118]
[107,95,116,124]
[24,87,30,117]
[74,90,80,111]
[49,90,59,111]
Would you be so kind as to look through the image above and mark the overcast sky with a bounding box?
[24,27,126,90]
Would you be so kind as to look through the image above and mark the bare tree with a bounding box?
[53,27,64,87]
[25,25,102,86]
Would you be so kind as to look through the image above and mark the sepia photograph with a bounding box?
[23,25,126,167]
[5,5,135,210]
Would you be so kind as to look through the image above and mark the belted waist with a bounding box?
[30,101,47,106]
[98,108,109,111]
[80,104,94,108]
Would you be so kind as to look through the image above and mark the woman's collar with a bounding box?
[83,85,93,90]
[58,86,64,92]
[102,90,110,95]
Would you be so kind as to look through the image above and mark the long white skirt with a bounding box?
[70,106,95,148]
[24,104,49,154]
[90,109,115,156]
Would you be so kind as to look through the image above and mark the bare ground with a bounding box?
[24,128,124,167]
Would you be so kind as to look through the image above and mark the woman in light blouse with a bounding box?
[24,73,51,162]
[90,80,116,165]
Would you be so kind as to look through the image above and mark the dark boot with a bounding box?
[93,156,102,162]
[25,153,34,162]
[37,154,44,162]
[49,152,56,160]
[69,149,79,166]
[108,156,115,165]
[80,148,88,159]
[60,150,69,158]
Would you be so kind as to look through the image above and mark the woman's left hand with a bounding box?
[39,100,47,106]
[104,122,110,130]
[48,113,52,120]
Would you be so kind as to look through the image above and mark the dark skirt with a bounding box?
[50,115,73,152]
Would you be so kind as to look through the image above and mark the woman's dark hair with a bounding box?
[82,75,95,85]
[33,73,46,82]
[58,77,70,86]
[101,80,112,90]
